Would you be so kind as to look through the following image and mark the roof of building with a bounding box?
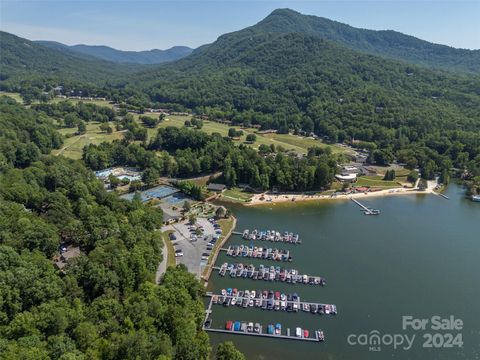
[207,183,227,191]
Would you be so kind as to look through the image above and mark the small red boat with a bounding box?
[225,321,233,330]
[303,329,309,338]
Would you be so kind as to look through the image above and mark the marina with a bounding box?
[215,262,326,285]
[242,229,301,244]
[203,294,326,343]
[209,289,337,315]
[223,245,292,262]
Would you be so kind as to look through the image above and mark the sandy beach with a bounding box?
[246,182,438,206]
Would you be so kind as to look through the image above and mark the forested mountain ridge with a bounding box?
[0,31,148,88]
[37,40,193,64]
[241,8,480,73]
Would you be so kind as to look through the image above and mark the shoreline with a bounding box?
[245,187,434,206]
[202,215,237,284]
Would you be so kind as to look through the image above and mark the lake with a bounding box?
[207,184,480,359]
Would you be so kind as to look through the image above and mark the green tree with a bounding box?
[246,133,256,143]
[99,122,112,133]
[216,342,245,360]
[77,121,87,134]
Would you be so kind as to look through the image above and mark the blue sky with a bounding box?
[1,1,479,51]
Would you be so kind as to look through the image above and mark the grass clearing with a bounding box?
[222,187,253,203]
[0,91,23,103]
[52,122,124,159]
[151,117,347,155]
[354,176,402,188]
[162,230,177,268]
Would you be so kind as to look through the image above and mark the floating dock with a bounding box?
[203,295,325,342]
[223,245,292,262]
[242,229,301,244]
[215,262,326,286]
[350,197,380,215]
[208,292,337,315]
[204,327,323,342]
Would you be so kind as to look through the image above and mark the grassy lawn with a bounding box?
[162,230,177,268]
[354,176,402,188]
[142,116,347,155]
[0,91,23,103]
[50,97,115,109]
[222,187,253,202]
[52,122,125,159]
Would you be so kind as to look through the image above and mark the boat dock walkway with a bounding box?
[213,263,326,285]
[203,327,322,342]
[350,197,380,215]
[222,245,292,262]
[207,292,337,315]
[203,295,324,342]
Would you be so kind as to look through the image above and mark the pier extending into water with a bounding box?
[350,197,380,215]
[242,229,301,244]
[222,245,292,262]
[214,262,326,286]
[203,295,326,342]
[207,291,337,315]
[204,327,323,342]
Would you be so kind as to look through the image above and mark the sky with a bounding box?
[1,0,479,51]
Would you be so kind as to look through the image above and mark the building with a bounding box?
[55,246,81,270]
[207,183,227,192]
[335,173,357,182]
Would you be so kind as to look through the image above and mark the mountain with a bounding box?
[37,41,193,64]
[130,9,480,165]
[242,9,480,74]
[0,31,148,87]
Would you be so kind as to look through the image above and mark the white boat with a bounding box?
[296,327,302,337]
[472,195,480,202]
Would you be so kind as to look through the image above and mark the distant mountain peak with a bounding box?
[246,8,479,73]
[36,41,194,65]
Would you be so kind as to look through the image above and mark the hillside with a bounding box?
[247,9,480,73]
[37,40,193,64]
[0,31,147,88]
[130,12,480,171]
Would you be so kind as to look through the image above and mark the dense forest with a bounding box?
[249,9,480,73]
[0,97,243,359]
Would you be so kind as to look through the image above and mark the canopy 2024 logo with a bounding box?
[347,316,464,352]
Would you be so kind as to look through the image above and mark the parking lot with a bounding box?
[163,217,223,278]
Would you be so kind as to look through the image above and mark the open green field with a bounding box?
[50,97,115,109]
[52,122,125,159]
[140,114,347,155]
[354,175,402,189]
[222,187,253,202]
[0,91,23,103]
